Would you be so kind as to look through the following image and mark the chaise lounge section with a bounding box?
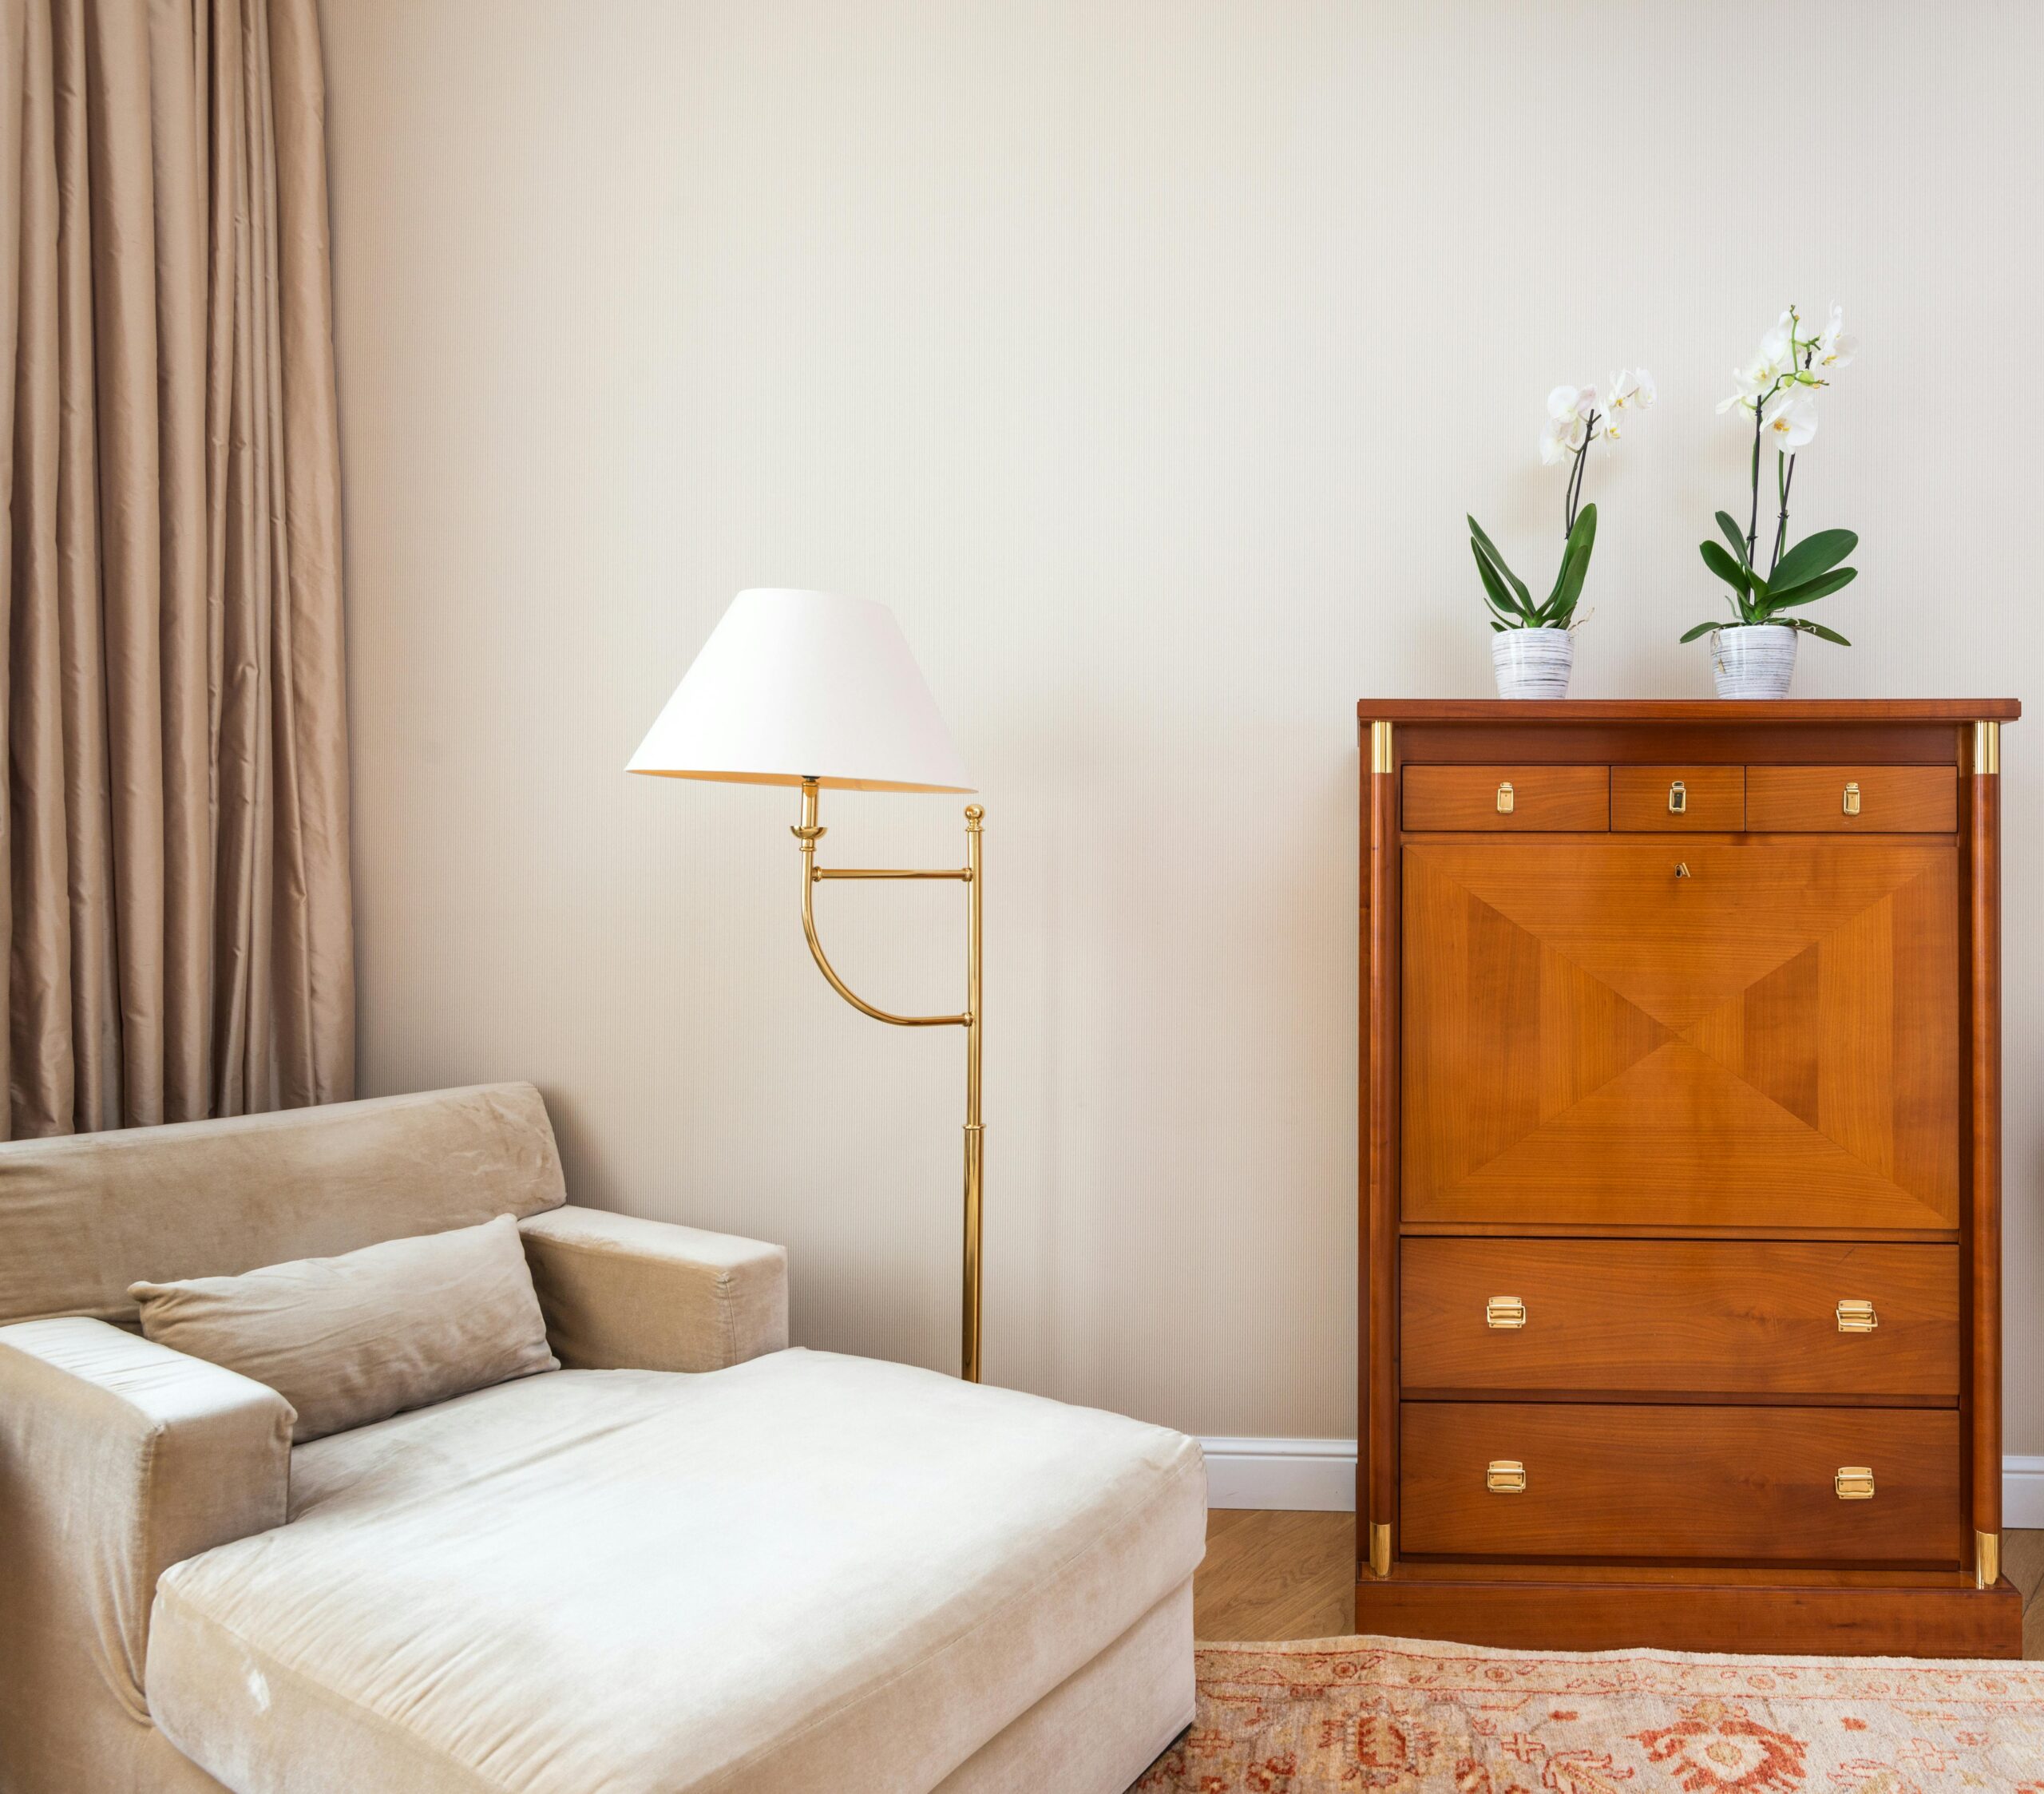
[0,1083,1204,1794]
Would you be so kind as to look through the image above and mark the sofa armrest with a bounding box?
[0,1317,294,1757]
[519,1205,788,1372]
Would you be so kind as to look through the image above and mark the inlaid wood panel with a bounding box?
[1401,840,1959,1230]
[1400,1239,1959,1398]
[1400,1403,1963,1564]
[1746,766,1957,832]
[1402,765,1607,832]
[1611,766,1744,831]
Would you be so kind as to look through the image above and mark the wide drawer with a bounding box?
[1400,1402,1962,1564]
[1745,766,1956,832]
[1401,1239,1959,1398]
[1403,765,1608,831]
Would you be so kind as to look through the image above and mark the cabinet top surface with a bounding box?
[1356,699,2019,723]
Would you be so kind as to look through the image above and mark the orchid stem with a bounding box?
[1565,411,1596,533]
[1745,402,1764,577]
[1771,453,1796,576]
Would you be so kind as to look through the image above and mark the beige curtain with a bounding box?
[0,0,352,1139]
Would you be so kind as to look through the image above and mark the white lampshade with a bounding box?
[628,588,973,793]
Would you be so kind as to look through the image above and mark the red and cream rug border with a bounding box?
[1132,1633,2044,1792]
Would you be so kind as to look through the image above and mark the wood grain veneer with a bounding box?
[1746,765,1957,832]
[1400,1402,1963,1564]
[1400,1238,1959,1400]
[1401,765,1608,832]
[1400,838,1959,1230]
[1357,699,2020,1657]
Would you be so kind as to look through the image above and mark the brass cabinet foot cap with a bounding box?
[1368,1521,1392,1579]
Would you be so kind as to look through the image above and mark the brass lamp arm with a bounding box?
[798,858,970,1028]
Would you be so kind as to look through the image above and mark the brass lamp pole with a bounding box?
[793,780,984,1381]
[628,588,984,1382]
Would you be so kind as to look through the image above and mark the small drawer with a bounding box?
[1611,766,1744,831]
[1400,1239,1959,1400]
[1402,766,1608,832]
[1745,766,1956,832]
[1400,1402,1962,1564]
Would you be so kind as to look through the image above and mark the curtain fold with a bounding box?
[1,0,351,1139]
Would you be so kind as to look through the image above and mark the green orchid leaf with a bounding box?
[1699,539,1749,596]
[1467,516,1531,609]
[1472,543,1525,621]
[1489,619,1506,633]
[1678,621,1723,643]
[1770,529,1859,592]
[1766,566,1857,609]
[1714,511,1750,567]
[1794,620,1852,645]
[1548,504,1597,620]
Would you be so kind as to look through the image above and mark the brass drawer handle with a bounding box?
[1487,1459,1527,1495]
[1485,1296,1526,1329]
[1842,780,1861,816]
[1836,1466,1876,1500]
[1668,779,1687,814]
[1495,781,1515,815]
[1836,1299,1878,1333]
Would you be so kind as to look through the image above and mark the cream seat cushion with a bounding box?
[144,1350,1206,1794]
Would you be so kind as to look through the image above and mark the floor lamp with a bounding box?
[628,588,988,1382]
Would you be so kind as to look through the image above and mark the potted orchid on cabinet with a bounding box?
[1471,370,1653,697]
[1682,303,1860,698]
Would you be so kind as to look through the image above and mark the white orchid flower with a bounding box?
[1539,410,1585,465]
[1761,390,1818,451]
[1815,303,1858,368]
[1606,369,1655,413]
[1547,385,1585,423]
[1717,355,1771,415]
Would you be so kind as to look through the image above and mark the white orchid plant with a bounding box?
[1471,370,1654,631]
[1682,303,1860,646]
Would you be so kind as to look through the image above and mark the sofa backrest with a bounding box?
[0,1083,567,1326]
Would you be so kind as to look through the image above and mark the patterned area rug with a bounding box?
[1132,1635,2044,1792]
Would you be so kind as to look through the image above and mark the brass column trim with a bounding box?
[1975,719,2000,775]
[1368,1521,1392,1579]
[1978,1529,2001,1589]
[1369,719,1394,775]
[795,778,987,1382]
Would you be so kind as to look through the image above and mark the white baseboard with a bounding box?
[2006,1455,2044,1527]
[1201,1437,1356,1511]
[1202,1438,2044,1526]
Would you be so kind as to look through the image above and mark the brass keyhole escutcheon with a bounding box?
[1487,1459,1527,1495]
[1668,780,1687,814]
[1674,862,1692,879]
[1836,1467,1876,1500]
[1495,781,1515,815]
[1842,780,1861,817]
[1836,1299,1878,1333]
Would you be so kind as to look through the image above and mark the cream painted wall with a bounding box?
[319,0,2043,1447]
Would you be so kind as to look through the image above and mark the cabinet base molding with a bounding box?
[1353,1574,2022,1659]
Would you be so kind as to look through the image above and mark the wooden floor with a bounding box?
[1193,1511,2044,1657]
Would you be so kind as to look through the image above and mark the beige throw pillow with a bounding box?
[130,1214,560,1443]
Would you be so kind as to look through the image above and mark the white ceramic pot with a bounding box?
[1710,624,1797,699]
[1491,628,1575,699]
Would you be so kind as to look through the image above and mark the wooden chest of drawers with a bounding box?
[1357,699,2022,1657]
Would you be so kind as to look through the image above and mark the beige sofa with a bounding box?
[0,1084,1204,1794]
